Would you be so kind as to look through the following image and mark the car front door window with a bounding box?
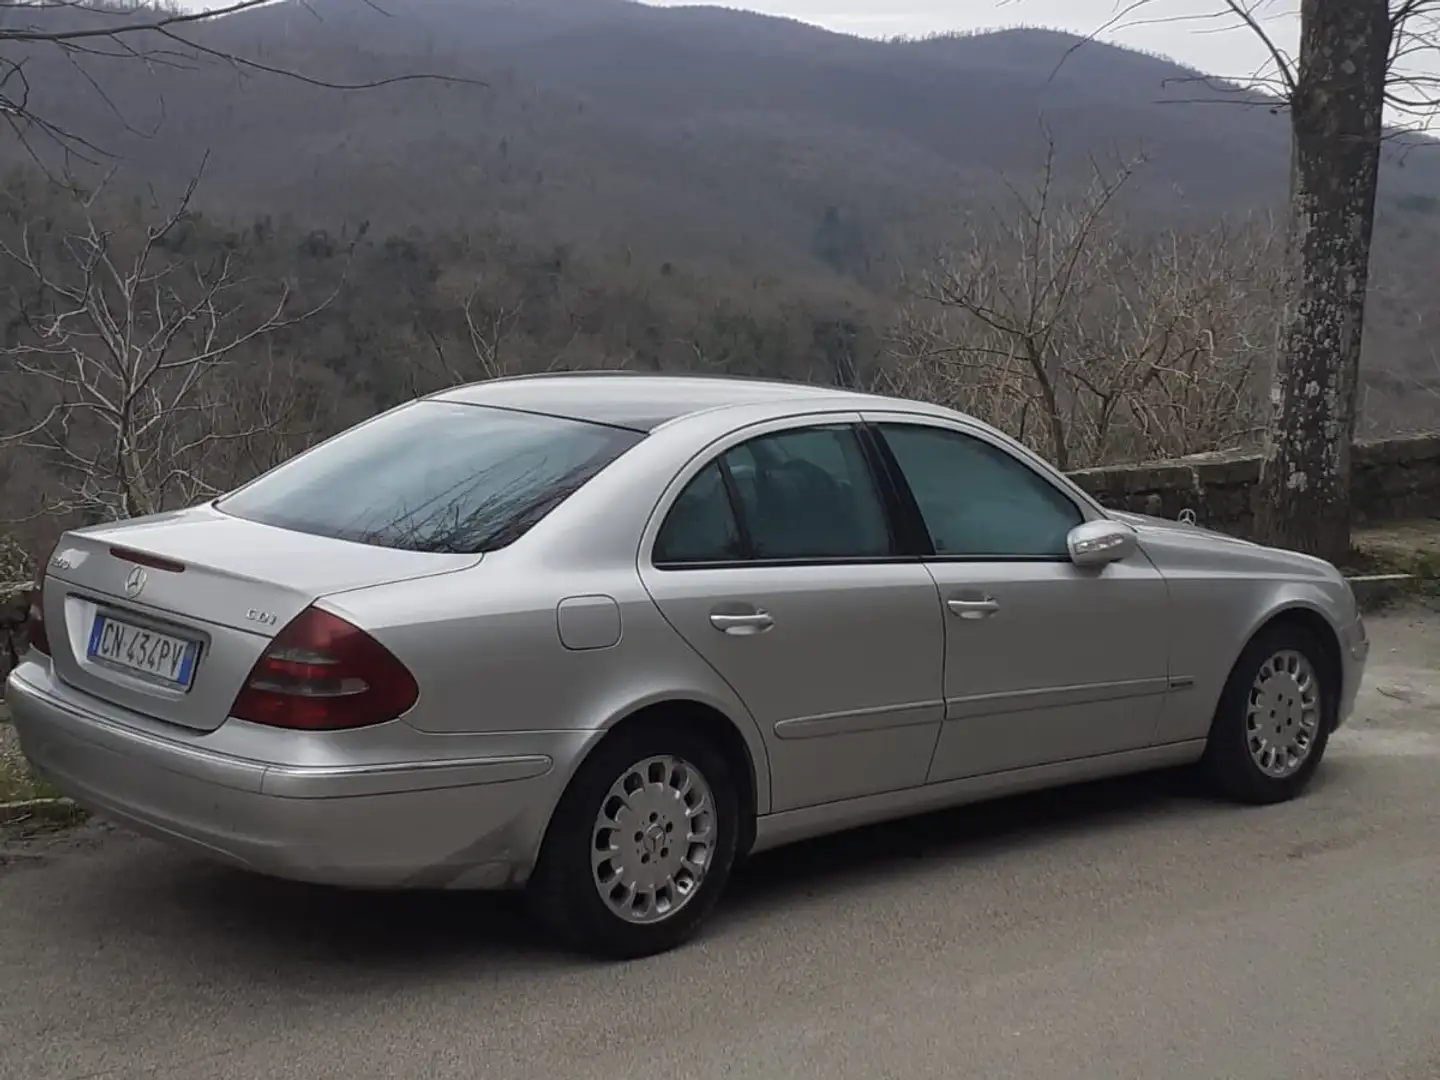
[876,423,1082,557]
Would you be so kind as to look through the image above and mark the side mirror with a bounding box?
[1067,519,1138,568]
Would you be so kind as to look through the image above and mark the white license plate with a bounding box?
[87,614,199,688]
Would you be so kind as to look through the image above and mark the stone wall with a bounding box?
[2,433,1438,686]
[1069,433,1440,537]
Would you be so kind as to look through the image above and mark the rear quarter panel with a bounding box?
[317,416,786,817]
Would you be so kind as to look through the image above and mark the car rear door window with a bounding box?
[218,401,643,553]
[653,463,746,564]
[725,426,893,560]
[654,423,894,565]
[876,423,1082,558]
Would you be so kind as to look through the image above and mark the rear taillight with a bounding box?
[26,580,50,657]
[230,606,418,731]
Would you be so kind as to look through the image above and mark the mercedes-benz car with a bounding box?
[6,373,1370,959]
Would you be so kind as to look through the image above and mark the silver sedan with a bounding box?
[7,374,1370,958]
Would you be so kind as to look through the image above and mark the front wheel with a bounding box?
[529,723,740,960]
[1203,623,1336,805]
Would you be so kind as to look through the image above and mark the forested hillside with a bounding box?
[2,0,1439,560]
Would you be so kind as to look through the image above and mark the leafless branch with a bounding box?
[1047,0,1297,99]
[882,146,1282,469]
[1054,1,1440,131]
[0,0,487,180]
[2,1,290,43]
[0,164,339,520]
[0,534,31,598]
[1217,0,1298,96]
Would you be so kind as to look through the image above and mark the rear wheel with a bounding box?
[530,722,740,960]
[1203,623,1336,805]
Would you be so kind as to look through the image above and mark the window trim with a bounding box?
[647,413,920,571]
[649,460,749,568]
[863,416,1092,564]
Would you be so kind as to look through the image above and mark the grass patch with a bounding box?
[1345,546,1440,580]
[1346,523,1440,608]
[0,708,84,826]
[0,761,64,804]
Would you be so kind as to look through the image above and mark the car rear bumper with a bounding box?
[6,660,598,890]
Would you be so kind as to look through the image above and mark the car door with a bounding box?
[638,415,946,813]
[863,414,1172,783]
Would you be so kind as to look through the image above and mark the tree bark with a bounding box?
[1252,0,1392,564]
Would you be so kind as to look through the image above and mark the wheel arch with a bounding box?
[1251,604,1342,684]
[606,699,762,858]
[541,692,769,865]
[1217,601,1346,721]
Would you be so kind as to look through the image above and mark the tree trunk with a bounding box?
[1252,0,1392,564]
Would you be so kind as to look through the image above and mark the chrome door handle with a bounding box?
[947,598,999,620]
[709,611,774,635]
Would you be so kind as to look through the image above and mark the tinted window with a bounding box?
[724,425,892,560]
[653,463,745,565]
[219,401,643,553]
[878,424,1082,557]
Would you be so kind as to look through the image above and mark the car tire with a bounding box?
[529,721,740,961]
[1202,622,1337,805]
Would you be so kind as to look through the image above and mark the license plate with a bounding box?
[87,614,199,688]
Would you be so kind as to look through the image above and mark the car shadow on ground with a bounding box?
[52,760,1355,978]
[729,754,1353,918]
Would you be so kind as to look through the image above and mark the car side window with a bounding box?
[652,423,894,566]
[653,462,746,565]
[877,423,1082,558]
[723,424,893,560]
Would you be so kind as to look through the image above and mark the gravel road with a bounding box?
[2,606,1437,1080]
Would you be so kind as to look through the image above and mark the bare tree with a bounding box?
[0,167,339,521]
[413,292,529,398]
[887,142,1282,470]
[412,261,625,398]
[890,144,1143,471]
[0,533,28,598]
[459,289,528,383]
[0,0,480,175]
[1067,0,1433,560]
[0,533,30,673]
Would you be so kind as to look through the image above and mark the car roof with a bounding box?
[430,371,893,431]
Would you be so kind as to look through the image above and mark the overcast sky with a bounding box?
[182,0,1300,83]
[644,0,1299,80]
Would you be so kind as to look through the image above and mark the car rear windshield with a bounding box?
[217,401,644,554]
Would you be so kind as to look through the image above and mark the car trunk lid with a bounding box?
[43,505,479,732]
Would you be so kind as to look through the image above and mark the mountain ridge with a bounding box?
[2,0,1438,429]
